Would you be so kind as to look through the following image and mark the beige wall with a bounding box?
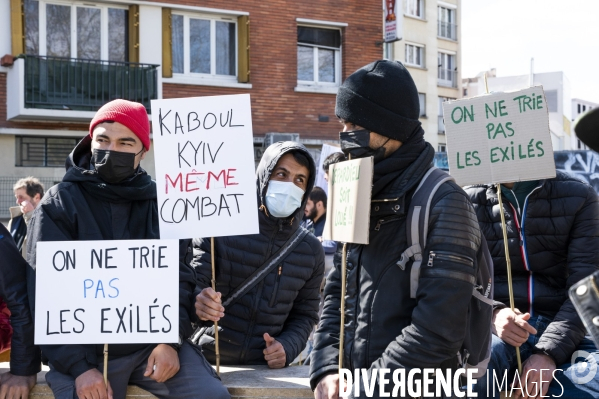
[393,0,461,151]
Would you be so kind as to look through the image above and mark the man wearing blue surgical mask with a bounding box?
[193,142,325,369]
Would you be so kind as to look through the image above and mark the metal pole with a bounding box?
[211,237,220,375]
[338,242,348,370]
[496,184,523,374]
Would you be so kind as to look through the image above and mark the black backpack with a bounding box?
[396,167,494,378]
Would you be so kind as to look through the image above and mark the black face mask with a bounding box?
[91,149,142,184]
[340,129,390,163]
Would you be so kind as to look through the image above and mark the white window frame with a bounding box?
[296,24,342,91]
[405,43,425,68]
[438,143,447,153]
[35,0,128,60]
[405,0,425,19]
[171,11,238,83]
[418,93,426,117]
[437,5,457,41]
[437,51,457,87]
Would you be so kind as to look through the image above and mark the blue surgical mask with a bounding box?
[265,180,305,218]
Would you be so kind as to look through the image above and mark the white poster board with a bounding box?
[35,240,179,345]
[322,157,373,244]
[314,143,341,195]
[443,86,556,186]
[151,94,259,239]
[383,0,403,42]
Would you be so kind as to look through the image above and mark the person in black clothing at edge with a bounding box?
[193,142,325,369]
[26,99,229,399]
[309,60,484,398]
[0,223,40,399]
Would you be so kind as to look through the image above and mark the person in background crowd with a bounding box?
[26,99,229,399]
[321,152,345,183]
[8,177,44,255]
[466,173,599,398]
[302,187,335,255]
[310,60,484,398]
[193,142,324,369]
[0,223,40,399]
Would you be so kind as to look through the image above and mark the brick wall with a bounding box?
[1,0,382,141]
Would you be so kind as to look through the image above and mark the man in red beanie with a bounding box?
[26,100,230,399]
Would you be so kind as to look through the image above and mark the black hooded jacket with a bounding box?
[309,136,483,397]
[193,142,325,365]
[26,136,197,379]
[0,223,41,376]
[465,172,599,365]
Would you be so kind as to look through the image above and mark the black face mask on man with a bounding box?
[339,129,390,163]
[91,148,143,184]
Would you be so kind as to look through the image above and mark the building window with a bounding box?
[297,26,341,86]
[16,136,80,167]
[438,143,447,152]
[438,6,457,40]
[171,13,237,78]
[405,0,425,18]
[438,96,455,134]
[405,44,424,68]
[418,93,426,117]
[24,0,128,61]
[438,52,457,88]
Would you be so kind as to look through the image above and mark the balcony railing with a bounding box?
[438,115,445,134]
[438,21,457,40]
[438,68,457,88]
[22,55,159,113]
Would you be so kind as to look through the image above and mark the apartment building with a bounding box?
[0,0,382,218]
[387,0,461,152]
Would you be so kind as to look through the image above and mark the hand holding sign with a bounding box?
[75,369,113,399]
[195,287,224,322]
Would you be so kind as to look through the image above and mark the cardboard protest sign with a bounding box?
[150,94,259,239]
[323,157,373,244]
[314,143,341,195]
[35,240,179,345]
[443,86,556,186]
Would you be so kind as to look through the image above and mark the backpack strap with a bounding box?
[396,167,455,298]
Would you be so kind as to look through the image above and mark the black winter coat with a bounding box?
[465,172,599,365]
[26,136,197,379]
[0,223,40,376]
[309,142,483,396]
[193,142,324,365]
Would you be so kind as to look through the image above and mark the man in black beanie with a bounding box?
[309,60,485,398]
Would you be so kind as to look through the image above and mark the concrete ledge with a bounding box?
[2,363,311,399]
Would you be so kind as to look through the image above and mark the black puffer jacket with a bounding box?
[309,142,482,396]
[26,136,197,378]
[193,142,324,365]
[465,172,599,365]
[0,223,41,376]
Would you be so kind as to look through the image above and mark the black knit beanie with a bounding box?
[336,60,422,143]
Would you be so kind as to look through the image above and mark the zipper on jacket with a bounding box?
[269,265,283,307]
[427,251,474,267]
[519,184,542,317]
[374,217,399,231]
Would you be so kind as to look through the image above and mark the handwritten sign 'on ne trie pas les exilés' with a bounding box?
[150,94,259,240]
[35,240,179,345]
[323,157,373,244]
[442,86,556,186]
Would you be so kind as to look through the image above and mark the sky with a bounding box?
[461,0,599,104]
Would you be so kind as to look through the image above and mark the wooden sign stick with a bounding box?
[485,73,523,374]
[211,237,220,375]
[103,344,108,385]
[338,242,348,370]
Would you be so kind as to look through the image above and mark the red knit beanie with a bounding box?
[89,99,151,150]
